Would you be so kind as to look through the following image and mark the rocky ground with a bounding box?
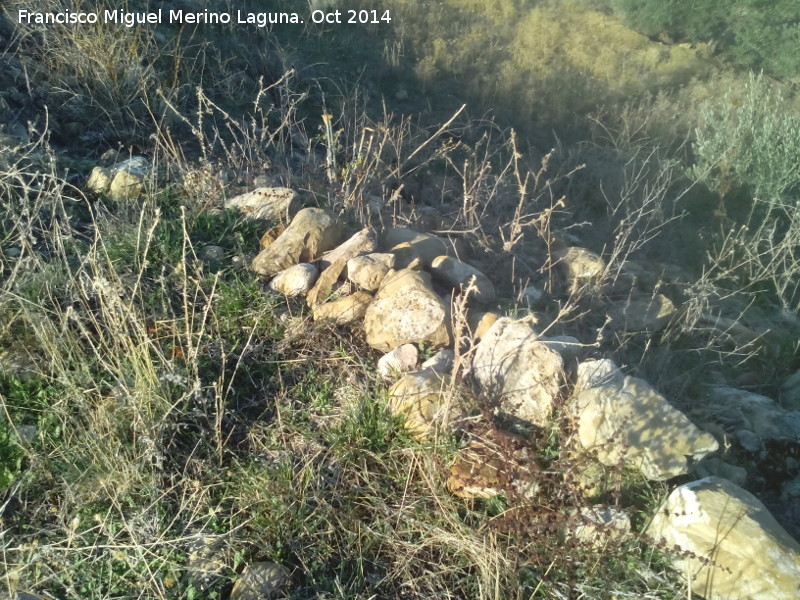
[2,1,800,599]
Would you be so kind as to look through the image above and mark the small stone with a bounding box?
[200,245,225,263]
[312,291,372,326]
[14,424,37,444]
[347,253,395,291]
[384,227,459,268]
[231,562,290,600]
[736,429,762,453]
[466,311,500,341]
[259,225,286,249]
[693,457,747,487]
[608,294,677,333]
[5,247,20,258]
[86,166,113,194]
[522,285,545,306]
[270,263,319,297]
[574,359,624,393]
[566,507,631,548]
[108,156,149,201]
[251,208,342,278]
[388,370,466,440]
[421,349,455,375]
[554,246,605,292]
[430,255,496,304]
[377,344,419,380]
[319,228,378,270]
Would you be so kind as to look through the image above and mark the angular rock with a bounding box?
[108,156,149,201]
[421,348,455,375]
[347,252,395,292]
[251,208,342,278]
[363,269,451,352]
[574,359,624,394]
[259,225,286,249]
[384,227,458,268]
[538,335,581,362]
[646,477,800,600]
[87,166,113,194]
[225,187,300,222]
[319,228,378,270]
[466,310,500,342]
[608,293,676,333]
[185,534,228,591]
[781,369,800,411]
[377,344,419,380]
[430,256,496,304]
[312,291,372,326]
[706,386,800,445]
[566,507,631,548]
[88,156,150,201]
[269,263,319,297]
[200,245,225,265]
[571,375,718,480]
[388,370,465,440]
[553,246,605,292]
[470,317,564,427]
[447,430,540,500]
[693,457,747,487]
[231,562,290,600]
[306,260,347,308]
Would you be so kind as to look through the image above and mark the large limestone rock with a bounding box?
[269,263,318,297]
[430,255,496,304]
[225,187,300,222]
[347,252,395,291]
[608,293,677,333]
[363,269,451,352]
[470,317,564,427]
[646,477,800,600]
[388,370,465,440]
[251,208,342,278]
[384,227,458,268]
[571,375,718,480]
[447,430,540,499]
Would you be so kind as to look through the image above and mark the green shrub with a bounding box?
[611,0,800,78]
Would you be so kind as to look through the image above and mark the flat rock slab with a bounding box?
[225,187,300,222]
[470,317,564,427]
[251,208,342,278]
[571,375,718,480]
[646,477,800,600]
[364,269,451,352]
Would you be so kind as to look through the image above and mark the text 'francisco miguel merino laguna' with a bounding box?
[17,9,304,27]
